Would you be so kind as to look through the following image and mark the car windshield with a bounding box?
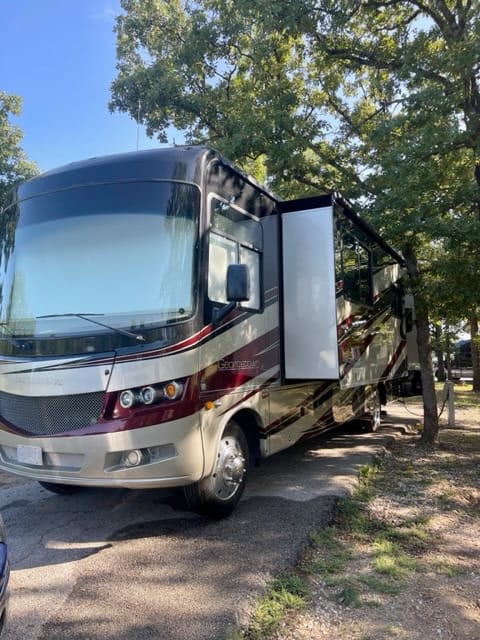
[0,181,199,338]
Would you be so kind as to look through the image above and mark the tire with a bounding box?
[39,481,81,495]
[183,421,249,519]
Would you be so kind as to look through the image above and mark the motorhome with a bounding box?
[0,147,417,517]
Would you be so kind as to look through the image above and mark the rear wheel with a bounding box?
[184,421,249,519]
[39,481,81,495]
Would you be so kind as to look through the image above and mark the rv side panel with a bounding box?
[282,207,339,380]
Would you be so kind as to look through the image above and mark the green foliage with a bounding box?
[452,385,480,407]
[245,572,307,639]
[357,574,402,595]
[372,539,418,579]
[337,581,362,608]
[431,558,463,577]
[110,0,480,263]
[307,527,352,575]
[0,91,38,211]
[110,0,368,196]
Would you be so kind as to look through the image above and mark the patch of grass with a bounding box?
[403,514,431,528]
[359,460,381,483]
[244,572,308,640]
[386,623,405,636]
[338,584,362,607]
[323,575,362,607]
[383,518,431,552]
[357,573,402,594]
[337,496,378,536]
[271,573,309,597]
[308,555,348,575]
[431,558,464,577]
[309,526,339,547]
[247,598,285,639]
[451,385,480,408]
[306,527,352,574]
[372,539,418,580]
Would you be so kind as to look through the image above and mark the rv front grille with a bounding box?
[0,390,105,436]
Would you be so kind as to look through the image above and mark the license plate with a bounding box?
[17,444,43,466]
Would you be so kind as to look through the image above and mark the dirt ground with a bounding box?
[275,401,480,640]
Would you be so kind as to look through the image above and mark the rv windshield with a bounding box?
[0,181,199,338]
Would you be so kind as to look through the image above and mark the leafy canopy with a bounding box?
[110,0,480,305]
[0,91,38,211]
[110,1,480,221]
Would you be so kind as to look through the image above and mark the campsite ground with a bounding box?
[242,386,480,640]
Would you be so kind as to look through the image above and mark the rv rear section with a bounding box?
[0,147,418,517]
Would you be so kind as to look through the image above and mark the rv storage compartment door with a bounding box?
[282,207,339,380]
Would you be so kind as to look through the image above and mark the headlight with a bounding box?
[116,379,185,413]
[141,386,157,405]
[119,389,136,409]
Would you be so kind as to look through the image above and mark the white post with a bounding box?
[444,381,455,427]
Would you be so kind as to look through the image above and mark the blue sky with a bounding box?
[1,0,169,172]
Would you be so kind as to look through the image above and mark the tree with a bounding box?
[315,0,480,406]
[110,0,480,443]
[0,91,38,211]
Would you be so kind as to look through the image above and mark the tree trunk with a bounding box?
[403,245,439,444]
[434,324,446,382]
[470,309,480,392]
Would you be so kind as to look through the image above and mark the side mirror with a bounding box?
[227,263,250,302]
[213,264,251,326]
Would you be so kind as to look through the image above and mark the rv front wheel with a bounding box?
[184,421,249,519]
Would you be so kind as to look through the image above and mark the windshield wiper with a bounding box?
[36,313,146,342]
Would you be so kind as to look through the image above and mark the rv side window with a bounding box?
[210,198,262,249]
[208,196,262,312]
[340,235,372,306]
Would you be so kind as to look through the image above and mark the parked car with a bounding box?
[0,515,9,635]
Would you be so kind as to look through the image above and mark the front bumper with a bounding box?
[0,414,204,489]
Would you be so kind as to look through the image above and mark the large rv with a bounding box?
[0,147,416,517]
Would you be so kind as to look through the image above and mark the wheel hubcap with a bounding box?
[212,435,246,500]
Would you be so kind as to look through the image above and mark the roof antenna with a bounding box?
[136,98,141,151]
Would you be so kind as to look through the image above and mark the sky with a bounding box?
[1,0,171,172]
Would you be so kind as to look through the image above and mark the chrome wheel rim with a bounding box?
[211,433,246,501]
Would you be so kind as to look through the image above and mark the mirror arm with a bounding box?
[212,301,236,326]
